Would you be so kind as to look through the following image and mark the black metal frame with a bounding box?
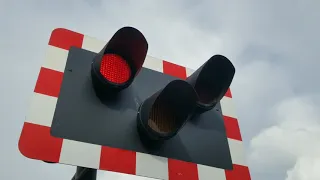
[72,167,97,180]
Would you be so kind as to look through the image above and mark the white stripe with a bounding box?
[197,164,226,180]
[59,139,101,168]
[82,35,106,53]
[220,96,237,118]
[186,68,195,77]
[42,45,68,72]
[228,138,247,166]
[26,93,57,127]
[143,56,163,73]
[136,153,169,180]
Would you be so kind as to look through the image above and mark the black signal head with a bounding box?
[187,55,235,113]
[137,80,197,142]
[91,27,148,96]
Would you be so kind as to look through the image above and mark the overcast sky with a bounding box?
[1,0,320,180]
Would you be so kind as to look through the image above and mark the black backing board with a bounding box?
[50,47,233,170]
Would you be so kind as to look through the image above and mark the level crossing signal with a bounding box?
[18,26,251,180]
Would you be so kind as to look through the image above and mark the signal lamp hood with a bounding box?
[137,80,197,141]
[91,27,148,96]
[186,55,235,113]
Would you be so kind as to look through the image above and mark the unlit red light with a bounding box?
[99,54,131,84]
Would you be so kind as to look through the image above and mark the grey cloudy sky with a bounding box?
[1,0,320,179]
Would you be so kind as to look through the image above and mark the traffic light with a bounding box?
[137,80,197,142]
[18,27,251,180]
[91,27,148,96]
[186,55,235,114]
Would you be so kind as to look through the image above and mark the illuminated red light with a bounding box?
[100,54,131,84]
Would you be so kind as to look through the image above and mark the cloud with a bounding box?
[249,96,320,179]
[286,157,320,180]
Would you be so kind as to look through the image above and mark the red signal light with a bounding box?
[91,27,148,96]
[99,54,131,84]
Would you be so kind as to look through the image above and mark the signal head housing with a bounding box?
[137,80,197,141]
[187,55,235,113]
[91,27,148,95]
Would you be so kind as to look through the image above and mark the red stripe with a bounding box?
[34,67,64,97]
[168,159,198,180]
[99,146,136,175]
[163,61,187,79]
[18,122,63,162]
[225,164,251,180]
[225,88,232,98]
[49,28,84,50]
[223,116,242,141]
